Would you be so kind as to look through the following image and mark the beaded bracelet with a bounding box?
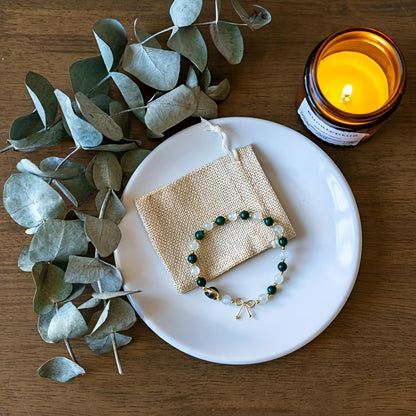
[187,210,288,319]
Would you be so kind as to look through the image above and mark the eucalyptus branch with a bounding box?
[1,0,271,382]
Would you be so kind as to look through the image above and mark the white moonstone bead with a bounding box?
[258,293,269,304]
[280,249,289,260]
[190,265,200,277]
[252,211,263,222]
[227,212,238,222]
[273,224,284,235]
[274,273,285,285]
[271,238,279,248]
[203,221,214,231]
[221,294,232,305]
[189,240,199,251]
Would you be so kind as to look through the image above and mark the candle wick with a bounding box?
[340,84,353,103]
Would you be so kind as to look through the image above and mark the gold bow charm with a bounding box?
[233,298,258,319]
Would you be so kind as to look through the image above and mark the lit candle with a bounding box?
[317,51,389,114]
[297,28,406,146]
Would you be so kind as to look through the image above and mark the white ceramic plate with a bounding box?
[114,117,362,365]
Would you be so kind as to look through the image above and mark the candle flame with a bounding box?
[340,84,353,103]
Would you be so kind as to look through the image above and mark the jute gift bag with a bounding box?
[135,120,295,293]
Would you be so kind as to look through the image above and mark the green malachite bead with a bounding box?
[278,236,288,247]
[264,217,274,226]
[196,277,206,287]
[267,285,277,295]
[195,230,205,240]
[239,210,250,220]
[187,253,197,264]
[278,261,287,272]
[215,216,226,225]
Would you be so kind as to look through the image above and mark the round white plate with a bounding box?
[114,117,362,365]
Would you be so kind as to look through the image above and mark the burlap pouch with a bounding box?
[135,122,295,293]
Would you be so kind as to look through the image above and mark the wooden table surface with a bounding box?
[1,1,415,415]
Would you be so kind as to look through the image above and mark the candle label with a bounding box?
[297,98,368,146]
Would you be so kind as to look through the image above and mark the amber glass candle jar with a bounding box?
[297,27,406,146]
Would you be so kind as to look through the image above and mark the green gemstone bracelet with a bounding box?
[188,210,288,319]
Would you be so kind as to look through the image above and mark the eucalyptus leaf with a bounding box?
[3,173,65,228]
[120,148,151,186]
[205,78,231,101]
[40,157,94,207]
[231,1,272,30]
[85,333,132,354]
[249,6,272,30]
[91,289,141,300]
[89,142,140,152]
[123,44,180,91]
[8,120,67,152]
[38,308,57,343]
[144,84,198,134]
[85,156,96,188]
[90,298,137,339]
[38,357,85,382]
[93,18,127,72]
[169,0,203,27]
[84,215,121,258]
[192,90,218,119]
[25,225,41,235]
[186,66,199,88]
[110,72,145,122]
[78,297,103,325]
[69,55,110,96]
[65,255,121,284]
[51,177,94,207]
[32,262,73,315]
[18,246,34,272]
[134,25,162,49]
[9,111,43,141]
[55,89,103,149]
[92,151,123,191]
[231,0,249,23]
[199,67,212,91]
[109,101,129,138]
[95,189,126,224]
[47,302,89,342]
[75,92,123,141]
[210,21,244,64]
[167,26,207,72]
[17,158,78,180]
[91,261,123,293]
[61,283,85,303]
[25,71,58,128]
[85,93,113,113]
[29,219,89,264]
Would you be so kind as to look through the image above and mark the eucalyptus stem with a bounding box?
[111,333,123,375]
[54,146,80,171]
[87,73,112,97]
[0,144,13,153]
[95,187,124,375]
[54,303,78,364]
[137,25,176,45]
[98,188,112,220]
[64,338,78,363]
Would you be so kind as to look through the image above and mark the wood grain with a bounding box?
[0,1,415,415]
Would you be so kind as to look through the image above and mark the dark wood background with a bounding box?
[1,1,415,415]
